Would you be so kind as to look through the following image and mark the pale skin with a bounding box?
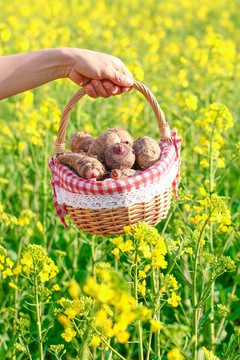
[0,47,134,100]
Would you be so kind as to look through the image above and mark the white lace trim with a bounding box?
[55,163,178,210]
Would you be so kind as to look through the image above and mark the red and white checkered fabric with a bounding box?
[48,129,181,228]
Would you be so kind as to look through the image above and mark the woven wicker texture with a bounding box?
[53,81,175,235]
[65,187,172,236]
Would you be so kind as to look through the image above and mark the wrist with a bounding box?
[58,47,82,79]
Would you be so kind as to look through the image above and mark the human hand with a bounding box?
[65,49,134,98]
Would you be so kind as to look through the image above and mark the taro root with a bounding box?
[133,136,161,170]
[69,131,95,153]
[110,168,141,180]
[104,143,135,170]
[108,127,134,146]
[57,152,105,180]
[88,130,121,162]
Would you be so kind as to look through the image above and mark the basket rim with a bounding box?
[49,137,179,197]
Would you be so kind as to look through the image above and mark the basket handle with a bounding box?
[54,80,172,155]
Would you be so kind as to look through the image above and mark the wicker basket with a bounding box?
[50,81,180,236]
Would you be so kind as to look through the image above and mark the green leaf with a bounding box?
[198,308,211,331]
[175,270,192,286]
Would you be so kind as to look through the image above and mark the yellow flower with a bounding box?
[51,284,60,291]
[177,228,183,235]
[185,94,198,111]
[103,319,114,337]
[194,146,203,154]
[138,280,146,297]
[150,319,163,332]
[36,221,43,232]
[57,315,71,328]
[61,327,77,342]
[68,279,80,299]
[116,331,130,343]
[112,236,124,246]
[18,142,26,151]
[96,309,108,325]
[152,249,168,269]
[21,254,33,267]
[193,206,204,214]
[217,158,225,168]
[13,265,22,275]
[103,304,113,317]
[199,187,207,196]
[217,225,228,232]
[6,257,14,269]
[200,239,206,247]
[2,268,13,279]
[111,248,120,260]
[23,266,30,275]
[119,240,134,252]
[188,217,195,225]
[83,277,99,297]
[9,282,18,290]
[159,287,166,295]
[124,225,132,235]
[194,215,202,224]
[167,292,181,307]
[184,204,193,212]
[90,335,101,348]
[97,284,115,303]
[144,264,151,272]
[200,159,210,168]
[140,243,152,258]
[201,213,208,221]
[64,307,78,319]
[202,346,219,360]
[167,347,184,360]
[39,271,49,283]
[138,270,147,278]
[185,247,193,255]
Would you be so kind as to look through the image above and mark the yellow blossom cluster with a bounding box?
[202,346,220,360]
[111,222,168,270]
[111,223,181,307]
[17,245,59,282]
[187,193,231,232]
[82,267,151,347]
[194,103,233,169]
[167,347,184,360]
[0,202,43,236]
[0,244,60,293]
[0,245,21,290]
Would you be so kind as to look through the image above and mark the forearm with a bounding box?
[0,48,69,99]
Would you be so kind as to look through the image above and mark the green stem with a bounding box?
[146,331,153,360]
[209,126,215,351]
[192,219,208,359]
[153,269,161,359]
[220,344,239,360]
[133,250,144,360]
[34,271,43,360]
[26,344,33,360]
[42,131,49,248]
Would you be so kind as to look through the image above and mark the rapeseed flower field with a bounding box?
[0,0,239,359]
